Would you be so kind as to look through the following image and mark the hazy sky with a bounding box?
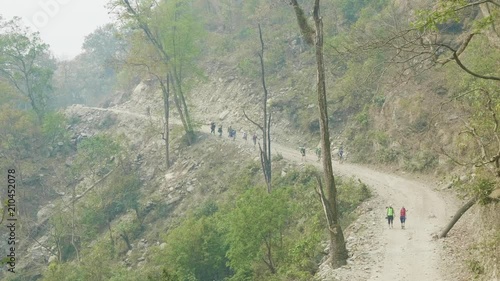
[1,0,112,60]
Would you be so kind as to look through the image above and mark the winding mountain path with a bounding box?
[71,104,457,281]
[272,142,454,281]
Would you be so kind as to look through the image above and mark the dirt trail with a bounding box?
[73,105,455,281]
[67,105,150,120]
[215,128,454,281]
[272,145,453,281]
[337,164,448,281]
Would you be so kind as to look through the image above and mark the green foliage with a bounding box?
[77,168,142,243]
[49,211,78,262]
[466,259,484,278]
[456,177,496,205]
[42,262,87,281]
[375,147,400,164]
[42,111,71,155]
[0,17,55,121]
[238,57,259,77]
[104,170,142,220]
[112,0,205,142]
[373,95,385,107]
[194,200,219,218]
[412,0,469,31]
[441,35,500,183]
[78,192,108,242]
[224,187,292,278]
[403,150,438,172]
[330,55,385,119]
[281,229,322,279]
[337,177,371,226]
[153,0,206,96]
[0,105,39,159]
[41,239,137,281]
[267,46,287,74]
[73,134,121,177]
[117,218,143,245]
[238,27,254,40]
[151,209,230,281]
[347,131,373,163]
[474,179,495,205]
[335,0,388,24]
[354,106,370,128]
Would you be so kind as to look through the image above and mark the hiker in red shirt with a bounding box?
[400,206,407,229]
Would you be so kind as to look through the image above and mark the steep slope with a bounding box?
[73,96,459,281]
[100,68,470,280]
[251,134,458,281]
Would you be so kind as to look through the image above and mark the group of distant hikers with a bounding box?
[385,205,407,229]
[210,121,258,145]
[210,121,347,164]
[210,121,409,230]
[299,145,345,163]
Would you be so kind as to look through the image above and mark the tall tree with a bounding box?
[289,0,348,268]
[110,0,203,145]
[0,16,55,122]
[120,31,173,168]
[244,24,272,193]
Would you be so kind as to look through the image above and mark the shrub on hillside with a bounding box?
[403,150,438,172]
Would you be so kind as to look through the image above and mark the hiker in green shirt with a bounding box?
[386,205,394,229]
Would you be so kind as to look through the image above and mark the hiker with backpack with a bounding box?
[400,206,407,229]
[338,146,345,163]
[299,146,306,161]
[210,121,216,134]
[386,205,395,229]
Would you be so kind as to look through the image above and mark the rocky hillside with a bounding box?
[1,0,498,280]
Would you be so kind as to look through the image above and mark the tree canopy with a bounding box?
[0,16,55,122]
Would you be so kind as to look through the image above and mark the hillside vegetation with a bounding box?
[0,0,499,280]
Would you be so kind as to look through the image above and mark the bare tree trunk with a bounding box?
[174,71,195,143]
[257,24,272,193]
[243,24,273,192]
[121,0,195,145]
[172,19,195,144]
[262,234,276,274]
[169,72,194,145]
[290,0,348,268]
[439,196,477,238]
[71,184,80,261]
[160,77,170,169]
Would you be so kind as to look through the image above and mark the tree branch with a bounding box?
[452,51,500,81]
[243,109,264,132]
